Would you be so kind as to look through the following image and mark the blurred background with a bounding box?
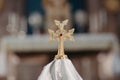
[0,0,120,80]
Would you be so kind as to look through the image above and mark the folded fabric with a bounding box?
[38,58,83,80]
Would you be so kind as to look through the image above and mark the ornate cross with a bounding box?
[48,19,74,59]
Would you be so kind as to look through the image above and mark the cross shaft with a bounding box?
[48,19,74,59]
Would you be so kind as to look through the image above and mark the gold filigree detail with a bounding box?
[48,19,74,59]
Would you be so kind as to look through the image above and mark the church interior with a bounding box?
[0,0,120,80]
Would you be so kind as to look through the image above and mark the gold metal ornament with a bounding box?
[48,19,74,59]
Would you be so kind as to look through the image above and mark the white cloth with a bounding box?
[38,59,83,80]
[0,52,7,76]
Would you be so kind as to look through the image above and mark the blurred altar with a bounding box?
[0,0,120,80]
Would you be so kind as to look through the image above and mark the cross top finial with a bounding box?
[48,19,74,41]
[54,19,68,30]
[48,19,75,59]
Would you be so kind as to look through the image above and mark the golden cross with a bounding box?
[48,19,74,59]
